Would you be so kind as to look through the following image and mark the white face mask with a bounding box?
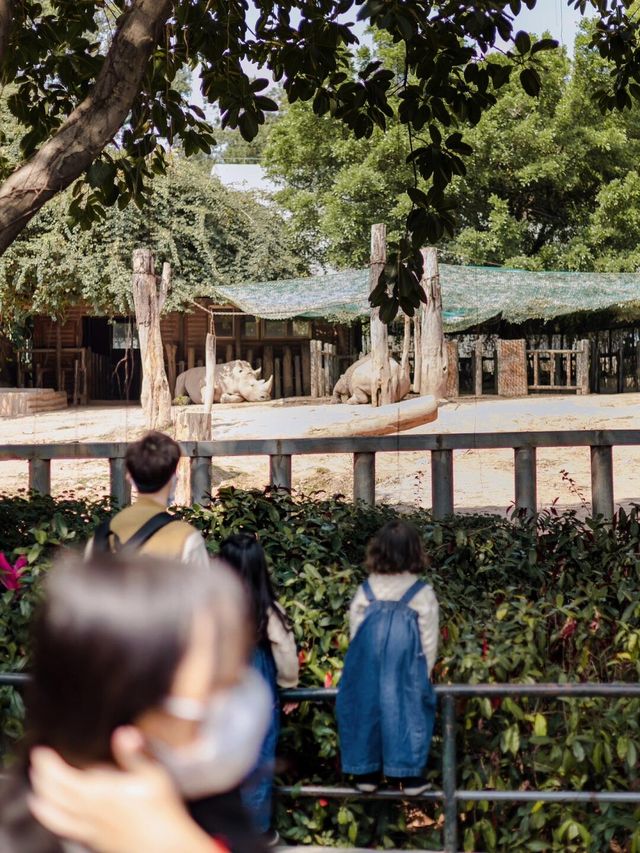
[151,668,271,799]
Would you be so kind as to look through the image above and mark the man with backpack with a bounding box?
[86,431,210,569]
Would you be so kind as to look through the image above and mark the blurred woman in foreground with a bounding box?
[0,553,270,853]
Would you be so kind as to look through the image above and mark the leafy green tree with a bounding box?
[3,0,640,316]
[0,157,306,327]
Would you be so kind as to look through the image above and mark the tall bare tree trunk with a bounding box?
[418,246,448,400]
[401,314,411,381]
[369,223,392,407]
[132,248,172,430]
[203,326,216,414]
[413,311,422,393]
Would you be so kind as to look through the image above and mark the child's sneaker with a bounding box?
[400,776,432,796]
[353,772,380,793]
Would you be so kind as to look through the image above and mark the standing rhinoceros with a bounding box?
[174,360,273,404]
[332,354,410,404]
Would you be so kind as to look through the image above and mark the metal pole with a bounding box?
[353,452,375,505]
[28,457,51,495]
[514,446,537,517]
[441,694,458,853]
[270,454,292,491]
[590,445,614,520]
[109,457,131,507]
[431,449,454,519]
[190,455,212,506]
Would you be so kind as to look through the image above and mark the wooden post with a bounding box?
[418,247,448,400]
[353,452,375,505]
[29,458,51,495]
[577,339,590,395]
[55,322,62,393]
[369,224,392,407]
[475,338,484,396]
[225,343,234,363]
[301,342,311,396]
[173,409,211,506]
[165,343,177,397]
[431,449,454,519]
[274,357,282,398]
[247,347,254,367]
[294,354,302,397]
[270,454,292,491]
[323,344,332,398]
[73,359,79,406]
[203,324,216,414]
[109,457,131,508]
[514,447,537,517]
[401,314,411,384]
[263,346,274,391]
[590,445,614,520]
[283,346,294,397]
[310,340,320,397]
[187,347,195,370]
[131,249,172,429]
[414,320,426,388]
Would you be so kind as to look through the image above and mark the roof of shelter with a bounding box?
[215,265,640,331]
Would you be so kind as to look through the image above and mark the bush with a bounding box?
[2,488,640,850]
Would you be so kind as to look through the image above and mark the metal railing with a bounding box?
[3,674,640,852]
[1,429,638,519]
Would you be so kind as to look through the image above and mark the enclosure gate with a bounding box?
[2,673,639,852]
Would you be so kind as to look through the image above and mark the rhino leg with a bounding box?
[347,387,369,404]
[220,392,244,404]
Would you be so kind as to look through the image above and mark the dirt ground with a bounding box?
[2,393,640,514]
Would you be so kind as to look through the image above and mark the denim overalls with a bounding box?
[336,578,436,777]
[241,643,279,833]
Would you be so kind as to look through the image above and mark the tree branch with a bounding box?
[0,0,10,70]
[0,0,173,255]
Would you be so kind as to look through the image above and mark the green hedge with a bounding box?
[2,489,640,851]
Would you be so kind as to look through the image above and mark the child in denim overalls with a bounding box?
[220,534,299,847]
[336,520,439,795]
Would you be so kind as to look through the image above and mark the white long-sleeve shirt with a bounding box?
[349,572,439,676]
[267,604,299,688]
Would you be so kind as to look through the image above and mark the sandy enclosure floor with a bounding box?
[1,394,640,514]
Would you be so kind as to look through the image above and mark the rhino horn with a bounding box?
[253,367,262,378]
[263,375,273,393]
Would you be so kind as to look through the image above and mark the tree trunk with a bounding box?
[369,223,392,407]
[203,329,216,414]
[0,0,172,254]
[131,248,172,430]
[401,314,411,384]
[418,246,448,400]
[0,0,11,68]
[413,311,422,393]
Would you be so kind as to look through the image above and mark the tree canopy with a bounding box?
[2,1,640,318]
[0,156,306,327]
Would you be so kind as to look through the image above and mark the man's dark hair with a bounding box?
[365,519,425,576]
[125,431,181,493]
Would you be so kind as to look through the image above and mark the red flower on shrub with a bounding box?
[481,635,489,659]
[441,626,449,642]
[319,799,328,807]
[298,650,307,666]
[324,671,333,688]
[559,617,577,641]
[0,554,27,591]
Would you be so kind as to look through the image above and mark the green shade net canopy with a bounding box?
[215,265,640,331]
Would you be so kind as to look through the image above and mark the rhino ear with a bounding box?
[253,367,262,378]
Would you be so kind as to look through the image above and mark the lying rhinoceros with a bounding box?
[174,360,273,404]
[332,354,410,404]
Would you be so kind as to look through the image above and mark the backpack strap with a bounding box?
[362,578,376,603]
[91,512,177,555]
[122,512,178,551]
[399,579,426,606]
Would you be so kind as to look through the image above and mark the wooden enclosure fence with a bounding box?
[528,340,590,394]
[310,339,339,397]
[1,429,636,520]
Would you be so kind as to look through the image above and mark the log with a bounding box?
[418,246,448,401]
[283,346,294,397]
[369,224,392,407]
[301,342,311,396]
[173,409,211,506]
[203,329,216,414]
[305,395,437,438]
[131,249,172,429]
[164,343,177,397]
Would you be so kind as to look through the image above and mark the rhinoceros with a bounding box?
[174,360,273,404]
[332,354,410,404]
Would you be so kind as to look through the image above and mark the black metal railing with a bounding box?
[3,674,640,852]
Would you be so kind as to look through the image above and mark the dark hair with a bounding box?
[125,431,181,493]
[26,552,246,766]
[365,520,425,575]
[219,534,287,644]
